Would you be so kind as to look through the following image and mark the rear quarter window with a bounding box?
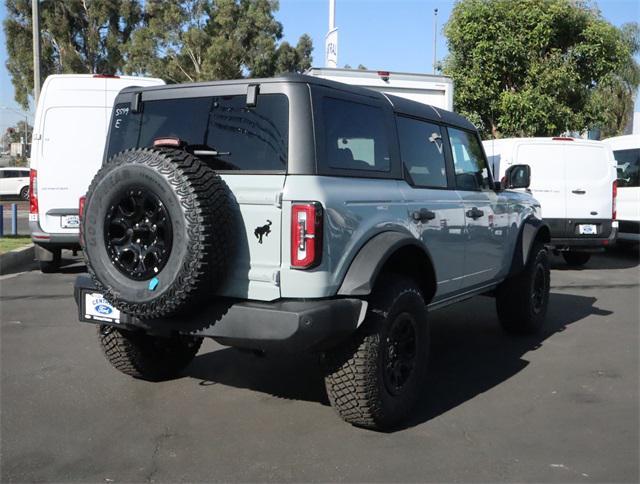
[613,148,639,188]
[322,97,390,172]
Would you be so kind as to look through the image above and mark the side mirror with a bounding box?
[502,164,531,189]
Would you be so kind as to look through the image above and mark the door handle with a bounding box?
[411,208,436,222]
[465,207,484,220]
[572,189,586,194]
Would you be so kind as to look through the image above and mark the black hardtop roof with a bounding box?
[120,73,475,131]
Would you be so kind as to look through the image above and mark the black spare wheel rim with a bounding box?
[383,313,417,395]
[104,187,173,280]
[531,264,547,314]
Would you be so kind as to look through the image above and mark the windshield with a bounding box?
[107,94,289,172]
[613,148,639,188]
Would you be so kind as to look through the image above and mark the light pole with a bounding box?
[32,0,41,103]
[433,8,438,74]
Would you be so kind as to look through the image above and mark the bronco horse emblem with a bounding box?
[254,220,272,244]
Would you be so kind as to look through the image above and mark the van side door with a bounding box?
[396,116,466,298]
[447,127,509,286]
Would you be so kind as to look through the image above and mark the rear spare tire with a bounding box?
[82,148,232,319]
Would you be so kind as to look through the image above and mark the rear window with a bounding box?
[613,148,639,188]
[322,98,390,172]
[107,94,289,171]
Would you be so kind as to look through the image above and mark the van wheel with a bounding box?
[39,248,61,273]
[323,275,429,430]
[19,186,29,200]
[98,325,202,381]
[562,251,591,266]
[496,243,550,334]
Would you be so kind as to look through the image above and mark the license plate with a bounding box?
[578,224,597,235]
[62,215,80,228]
[83,292,120,323]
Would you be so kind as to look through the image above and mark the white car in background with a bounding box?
[483,137,617,266]
[0,167,30,200]
[603,135,639,243]
[29,74,164,272]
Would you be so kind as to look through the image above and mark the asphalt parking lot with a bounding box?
[1,248,638,482]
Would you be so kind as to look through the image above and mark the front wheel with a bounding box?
[19,186,29,200]
[98,326,202,381]
[562,251,591,266]
[323,275,429,430]
[39,248,61,273]
[496,243,550,334]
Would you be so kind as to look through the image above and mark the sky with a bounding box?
[1,0,639,133]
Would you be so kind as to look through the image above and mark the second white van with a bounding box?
[483,137,617,266]
[29,74,165,272]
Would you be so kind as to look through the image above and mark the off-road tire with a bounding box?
[20,186,29,200]
[323,275,429,430]
[562,251,591,267]
[82,148,232,319]
[98,325,202,381]
[39,248,61,273]
[496,243,550,334]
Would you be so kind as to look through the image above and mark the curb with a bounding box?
[0,244,35,275]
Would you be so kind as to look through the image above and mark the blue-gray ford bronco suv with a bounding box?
[75,75,551,430]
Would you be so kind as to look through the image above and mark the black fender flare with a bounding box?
[508,217,551,277]
[337,231,436,301]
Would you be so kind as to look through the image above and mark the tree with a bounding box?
[442,0,640,138]
[124,0,313,82]
[4,0,142,109]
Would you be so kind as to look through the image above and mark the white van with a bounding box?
[29,74,164,272]
[483,137,617,266]
[603,135,639,243]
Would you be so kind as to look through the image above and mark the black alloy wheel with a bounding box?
[383,313,418,396]
[104,187,172,281]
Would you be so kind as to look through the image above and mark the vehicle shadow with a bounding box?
[185,291,612,429]
[550,247,639,271]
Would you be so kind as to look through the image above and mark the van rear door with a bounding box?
[564,143,614,222]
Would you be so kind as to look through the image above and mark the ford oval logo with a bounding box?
[95,304,113,315]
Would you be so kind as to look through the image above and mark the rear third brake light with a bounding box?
[291,202,323,269]
[552,137,574,141]
[29,169,38,215]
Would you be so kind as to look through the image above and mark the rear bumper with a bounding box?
[74,275,366,352]
[551,226,617,251]
[30,220,80,249]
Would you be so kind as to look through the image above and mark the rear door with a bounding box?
[564,144,613,221]
[514,142,565,220]
[123,87,289,300]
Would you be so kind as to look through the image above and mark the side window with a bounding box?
[0,171,6,178]
[396,116,447,188]
[613,148,640,188]
[6,170,19,178]
[322,97,390,172]
[448,127,492,190]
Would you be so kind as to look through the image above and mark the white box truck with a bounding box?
[29,74,165,272]
[306,67,454,111]
[483,137,618,266]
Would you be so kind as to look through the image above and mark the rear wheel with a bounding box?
[19,186,29,200]
[497,243,550,334]
[39,248,61,273]
[562,251,591,266]
[98,325,202,381]
[323,275,429,430]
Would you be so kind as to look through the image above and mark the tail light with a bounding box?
[79,196,86,219]
[29,169,38,216]
[291,202,323,269]
[612,180,617,220]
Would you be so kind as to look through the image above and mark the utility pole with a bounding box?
[32,0,41,104]
[433,8,438,74]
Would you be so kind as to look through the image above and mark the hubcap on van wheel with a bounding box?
[104,188,172,280]
[383,313,417,395]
